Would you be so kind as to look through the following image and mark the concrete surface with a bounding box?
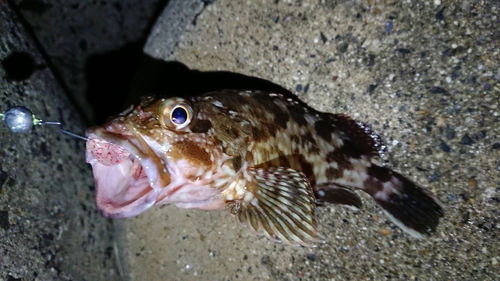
[117,0,500,280]
[0,3,120,281]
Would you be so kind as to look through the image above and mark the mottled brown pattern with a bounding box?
[286,104,308,127]
[290,135,301,145]
[301,131,317,146]
[325,151,336,163]
[288,134,320,154]
[217,121,241,140]
[256,155,316,187]
[307,144,321,155]
[190,119,212,133]
[325,150,353,170]
[328,113,384,157]
[362,175,383,195]
[325,166,342,181]
[314,119,333,142]
[278,155,291,167]
[337,140,363,160]
[256,97,289,129]
[251,126,267,142]
[297,158,315,187]
[366,165,392,182]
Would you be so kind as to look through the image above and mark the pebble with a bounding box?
[446,126,456,139]
[435,7,445,21]
[430,86,447,94]
[338,42,349,53]
[430,171,442,183]
[320,32,327,44]
[468,177,478,188]
[368,84,378,94]
[396,48,411,55]
[460,134,475,145]
[462,0,471,11]
[439,140,451,152]
[385,22,393,34]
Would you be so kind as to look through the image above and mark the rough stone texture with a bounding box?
[0,3,120,281]
[145,0,205,59]
[12,0,165,122]
[117,0,500,280]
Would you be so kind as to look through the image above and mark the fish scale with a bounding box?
[85,89,444,246]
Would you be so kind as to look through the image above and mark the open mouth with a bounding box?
[85,127,170,218]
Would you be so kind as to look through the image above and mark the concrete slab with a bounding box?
[120,0,499,280]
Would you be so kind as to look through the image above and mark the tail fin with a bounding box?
[364,165,444,238]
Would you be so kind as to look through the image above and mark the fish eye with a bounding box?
[158,98,193,130]
[171,106,189,125]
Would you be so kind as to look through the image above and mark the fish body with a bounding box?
[85,90,444,246]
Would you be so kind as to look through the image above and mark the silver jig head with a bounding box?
[1,106,89,141]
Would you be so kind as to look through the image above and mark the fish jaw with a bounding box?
[86,154,159,218]
[85,126,170,218]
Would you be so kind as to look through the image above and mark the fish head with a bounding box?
[85,96,227,218]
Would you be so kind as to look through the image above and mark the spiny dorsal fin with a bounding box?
[227,167,324,247]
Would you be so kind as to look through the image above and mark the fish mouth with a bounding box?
[85,126,170,218]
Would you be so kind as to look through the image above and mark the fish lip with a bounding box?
[85,126,166,218]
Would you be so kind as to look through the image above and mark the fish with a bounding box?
[85,90,444,247]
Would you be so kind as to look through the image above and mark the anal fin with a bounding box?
[314,184,362,210]
[226,167,324,247]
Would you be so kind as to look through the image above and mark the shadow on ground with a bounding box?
[86,48,294,124]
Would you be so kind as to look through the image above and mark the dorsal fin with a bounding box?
[226,167,324,247]
[328,113,386,157]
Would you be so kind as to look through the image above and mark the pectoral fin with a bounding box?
[226,167,324,247]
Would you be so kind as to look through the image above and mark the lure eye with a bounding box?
[158,98,193,130]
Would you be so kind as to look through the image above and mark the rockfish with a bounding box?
[85,90,444,246]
